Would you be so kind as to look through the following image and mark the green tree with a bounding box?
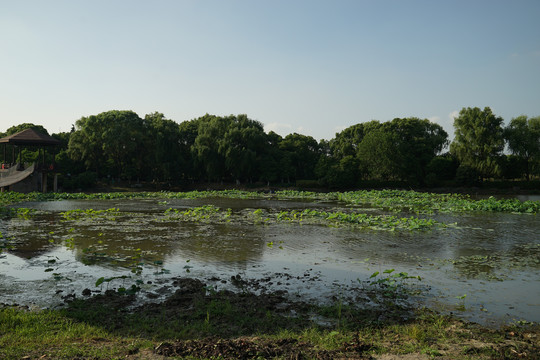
[383,117,448,184]
[316,154,360,188]
[499,155,527,180]
[178,118,202,180]
[331,118,447,184]
[279,133,320,181]
[504,115,540,180]
[1,123,51,164]
[219,115,268,183]
[357,128,402,181]
[100,111,148,180]
[68,114,109,175]
[5,123,49,136]
[68,110,149,179]
[450,107,505,179]
[52,129,83,176]
[191,114,228,182]
[144,112,185,182]
[259,131,284,184]
[330,121,382,160]
[425,154,459,185]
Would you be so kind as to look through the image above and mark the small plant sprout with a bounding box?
[456,294,467,311]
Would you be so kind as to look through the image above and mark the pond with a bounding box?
[1,194,539,327]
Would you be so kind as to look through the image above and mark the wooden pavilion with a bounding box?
[0,128,60,192]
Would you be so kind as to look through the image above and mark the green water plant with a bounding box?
[276,208,443,231]
[60,208,120,221]
[164,205,222,221]
[0,231,13,254]
[0,207,36,219]
[271,189,540,214]
[366,269,422,300]
[2,189,538,215]
[455,294,467,311]
[161,205,445,231]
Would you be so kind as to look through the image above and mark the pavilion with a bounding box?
[0,128,60,192]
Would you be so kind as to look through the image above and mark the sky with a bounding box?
[1,0,539,141]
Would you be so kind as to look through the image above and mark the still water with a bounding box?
[1,197,538,326]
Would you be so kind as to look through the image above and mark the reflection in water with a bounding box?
[0,198,539,326]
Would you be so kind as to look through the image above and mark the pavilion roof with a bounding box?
[0,128,60,146]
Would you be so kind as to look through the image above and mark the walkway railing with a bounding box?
[0,163,36,187]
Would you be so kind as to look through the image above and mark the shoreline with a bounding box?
[2,275,539,359]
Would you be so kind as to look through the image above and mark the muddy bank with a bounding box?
[51,275,540,360]
[2,273,539,359]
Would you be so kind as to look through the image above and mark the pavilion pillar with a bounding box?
[53,174,58,192]
[41,171,48,193]
[18,147,22,169]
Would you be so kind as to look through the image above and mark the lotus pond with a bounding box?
[0,190,539,327]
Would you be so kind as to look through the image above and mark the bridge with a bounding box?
[0,163,36,188]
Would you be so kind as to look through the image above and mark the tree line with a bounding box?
[1,107,539,190]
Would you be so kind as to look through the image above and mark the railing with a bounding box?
[0,163,36,187]
[1,163,57,173]
[0,163,33,176]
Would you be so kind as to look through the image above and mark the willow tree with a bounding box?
[330,120,382,159]
[357,128,401,180]
[279,133,321,181]
[68,110,149,179]
[68,116,107,176]
[191,114,229,182]
[144,112,185,182]
[505,115,540,180]
[450,107,504,179]
[382,117,448,184]
[219,114,268,183]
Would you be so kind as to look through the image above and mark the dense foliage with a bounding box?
[1,107,539,189]
[450,107,505,180]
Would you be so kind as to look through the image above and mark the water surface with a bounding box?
[1,197,538,326]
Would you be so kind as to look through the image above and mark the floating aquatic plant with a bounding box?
[164,205,222,222]
[160,205,444,231]
[1,189,538,214]
[274,208,443,231]
[60,208,120,221]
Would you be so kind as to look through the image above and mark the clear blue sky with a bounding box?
[1,0,539,140]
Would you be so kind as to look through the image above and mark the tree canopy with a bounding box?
[450,107,505,179]
[4,106,538,190]
[328,117,448,185]
[68,110,148,178]
[505,115,540,180]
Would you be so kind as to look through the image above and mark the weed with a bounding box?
[456,294,467,311]
[367,269,422,300]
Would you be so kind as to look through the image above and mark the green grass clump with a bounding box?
[0,307,150,359]
[1,294,538,360]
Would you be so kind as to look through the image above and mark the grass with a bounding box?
[1,286,538,359]
[0,307,149,359]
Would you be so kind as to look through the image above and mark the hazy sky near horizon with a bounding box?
[1,0,539,140]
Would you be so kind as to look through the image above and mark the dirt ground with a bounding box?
[70,276,539,360]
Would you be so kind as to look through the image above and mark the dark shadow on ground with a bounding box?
[61,276,417,359]
[59,276,540,360]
